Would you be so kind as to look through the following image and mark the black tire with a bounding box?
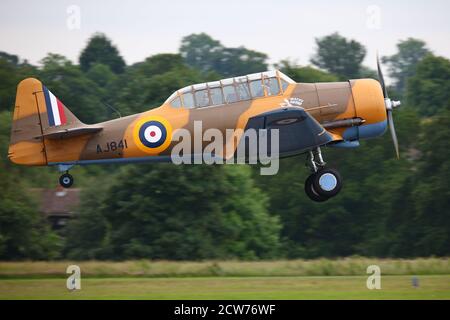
[312,168,342,198]
[59,173,74,188]
[304,173,329,202]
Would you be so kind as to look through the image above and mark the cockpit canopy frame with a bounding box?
[164,70,295,109]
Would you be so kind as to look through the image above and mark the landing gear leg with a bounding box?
[306,148,326,173]
[304,147,342,202]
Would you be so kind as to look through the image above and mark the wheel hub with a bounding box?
[318,173,337,191]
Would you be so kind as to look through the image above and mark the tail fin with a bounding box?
[8,78,82,165]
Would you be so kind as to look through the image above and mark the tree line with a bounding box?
[0,32,449,260]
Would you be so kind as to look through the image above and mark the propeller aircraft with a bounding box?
[8,57,400,202]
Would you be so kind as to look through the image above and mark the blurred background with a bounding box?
[0,0,449,264]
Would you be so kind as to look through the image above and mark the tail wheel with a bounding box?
[304,173,329,202]
[59,173,74,188]
[312,168,342,198]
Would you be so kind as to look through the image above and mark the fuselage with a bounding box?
[9,71,387,167]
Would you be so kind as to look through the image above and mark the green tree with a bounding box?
[114,54,206,114]
[0,52,38,112]
[358,66,378,80]
[0,56,17,111]
[251,105,420,258]
[86,63,117,89]
[276,60,339,82]
[216,47,268,77]
[0,51,19,65]
[64,182,111,259]
[79,33,126,74]
[383,38,431,94]
[85,63,118,118]
[310,32,366,80]
[180,33,268,77]
[65,165,282,260]
[410,110,450,256]
[0,166,61,260]
[39,53,106,123]
[131,54,186,76]
[180,33,222,73]
[406,55,450,117]
[0,112,61,260]
[381,110,450,257]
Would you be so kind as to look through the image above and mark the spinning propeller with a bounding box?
[376,54,401,159]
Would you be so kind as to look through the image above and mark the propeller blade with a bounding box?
[376,53,388,99]
[387,110,399,159]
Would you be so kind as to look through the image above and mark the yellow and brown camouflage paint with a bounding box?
[8,74,386,166]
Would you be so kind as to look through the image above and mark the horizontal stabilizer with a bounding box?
[40,126,103,139]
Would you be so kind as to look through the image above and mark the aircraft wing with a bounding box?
[244,107,335,156]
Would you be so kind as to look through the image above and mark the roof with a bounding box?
[30,187,80,217]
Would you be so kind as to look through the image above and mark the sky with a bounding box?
[1,0,449,72]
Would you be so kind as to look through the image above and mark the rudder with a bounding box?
[8,78,82,165]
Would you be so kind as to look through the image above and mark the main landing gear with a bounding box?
[304,147,342,202]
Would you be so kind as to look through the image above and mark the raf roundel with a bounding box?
[133,116,172,154]
[139,121,167,148]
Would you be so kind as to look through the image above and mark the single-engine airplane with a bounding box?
[8,58,400,202]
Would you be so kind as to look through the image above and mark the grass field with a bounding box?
[1,258,449,277]
[0,259,449,299]
[1,275,449,299]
